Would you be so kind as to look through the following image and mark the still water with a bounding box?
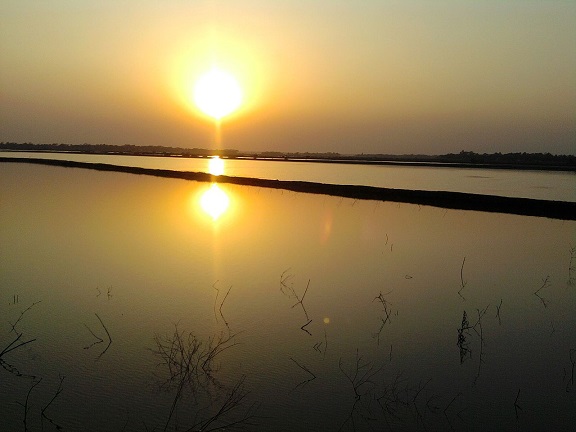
[1,162,575,431]
[2,151,574,202]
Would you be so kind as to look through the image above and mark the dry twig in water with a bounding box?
[290,357,316,389]
[1,302,39,378]
[514,389,522,420]
[151,324,242,431]
[566,349,575,392]
[0,333,37,377]
[291,279,311,321]
[457,304,489,380]
[458,257,467,300]
[18,377,42,432]
[473,305,489,384]
[495,299,503,325]
[457,311,471,364]
[568,246,576,286]
[9,301,42,334]
[300,319,312,336]
[279,269,294,297]
[41,375,65,430]
[339,349,382,400]
[212,281,232,330]
[443,392,463,431]
[373,291,394,345]
[83,313,112,360]
[534,276,550,308]
[183,375,259,432]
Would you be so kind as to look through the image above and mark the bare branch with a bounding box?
[291,279,311,321]
[151,324,243,431]
[185,376,259,432]
[84,313,112,360]
[495,299,503,325]
[339,349,382,400]
[300,319,312,336]
[9,301,42,334]
[534,276,550,308]
[514,389,522,420]
[290,357,316,389]
[41,375,65,430]
[568,246,576,286]
[458,257,467,300]
[219,286,233,330]
[20,377,42,431]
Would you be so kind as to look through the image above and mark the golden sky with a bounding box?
[1,1,575,154]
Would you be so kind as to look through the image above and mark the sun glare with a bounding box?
[193,67,242,120]
[208,156,225,176]
[200,184,230,220]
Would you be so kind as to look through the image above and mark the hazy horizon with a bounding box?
[3,142,576,158]
[1,1,575,155]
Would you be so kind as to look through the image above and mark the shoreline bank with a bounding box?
[2,157,574,221]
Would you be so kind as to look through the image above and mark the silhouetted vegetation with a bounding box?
[352,150,576,170]
[457,311,471,364]
[456,304,490,383]
[151,324,257,431]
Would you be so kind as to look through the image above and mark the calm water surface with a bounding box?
[2,151,574,202]
[1,163,575,431]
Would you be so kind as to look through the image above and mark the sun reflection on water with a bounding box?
[208,156,225,176]
[200,183,230,221]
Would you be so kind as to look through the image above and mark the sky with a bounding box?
[1,0,575,155]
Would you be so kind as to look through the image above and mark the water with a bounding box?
[1,162,575,431]
[2,151,574,202]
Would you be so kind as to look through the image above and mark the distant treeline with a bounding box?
[378,150,576,168]
[1,142,575,169]
[256,150,576,168]
[0,142,241,157]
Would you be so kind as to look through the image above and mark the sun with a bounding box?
[193,67,243,120]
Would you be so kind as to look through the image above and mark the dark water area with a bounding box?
[1,162,575,431]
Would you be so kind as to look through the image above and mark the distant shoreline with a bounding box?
[1,149,575,173]
[233,155,576,172]
[2,157,574,221]
[1,144,575,172]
